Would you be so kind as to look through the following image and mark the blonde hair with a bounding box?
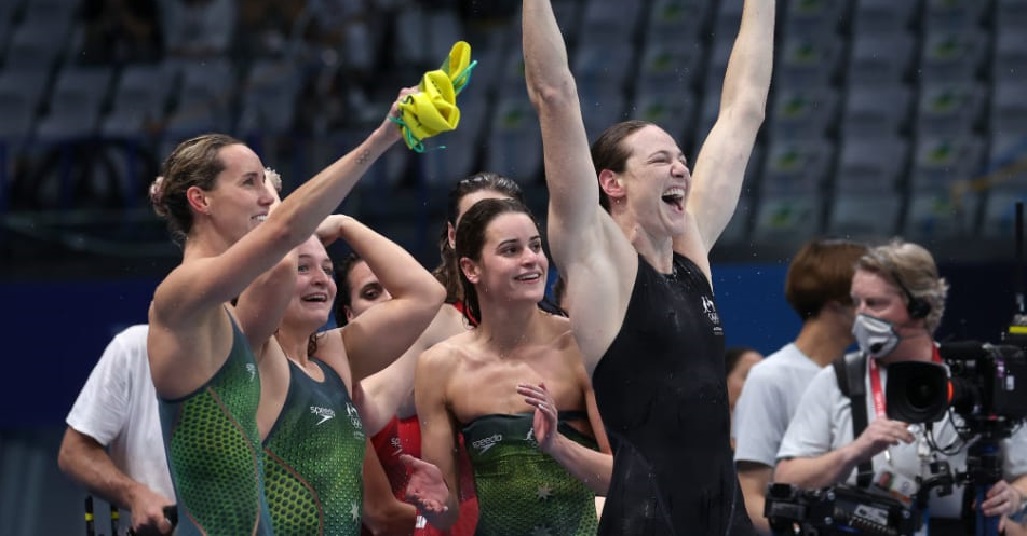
[265,167,282,193]
[857,238,949,333]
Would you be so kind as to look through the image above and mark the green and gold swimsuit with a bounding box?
[461,411,599,536]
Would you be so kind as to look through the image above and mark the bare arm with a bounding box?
[151,95,409,332]
[774,446,867,490]
[518,382,613,495]
[737,462,773,535]
[683,0,774,254]
[58,428,173,534]
[776,415,914,490]
[359,306,465,435]
[982,475,1027,519]
[522,0,636,367]
[234,250,298,351]
[231,184,297,348]
[410,347,461,529]
[361,441,416,536]
[328,216,446,384]
[522,0,603,254]
[547,432,613,495]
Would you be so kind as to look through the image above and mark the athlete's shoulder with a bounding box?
[420,331,472,368]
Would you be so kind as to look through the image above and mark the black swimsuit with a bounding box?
[591,254,754,535]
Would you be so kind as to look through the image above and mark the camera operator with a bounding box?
[774,240,1027,535]
[733,238,867,534]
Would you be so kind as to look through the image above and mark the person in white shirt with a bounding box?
[775,239,1027,536]
[59,324,175,535]
[732,239,867,534]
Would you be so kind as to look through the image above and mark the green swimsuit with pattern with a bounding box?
[158,313,273,536]
[263,358,367,536]
[460,411,599,536]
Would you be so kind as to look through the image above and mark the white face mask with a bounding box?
[852,313,900,358]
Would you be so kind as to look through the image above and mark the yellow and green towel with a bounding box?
[393,41,478,152]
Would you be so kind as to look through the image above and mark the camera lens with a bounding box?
[886,361,950,423]
[906,380,938,410]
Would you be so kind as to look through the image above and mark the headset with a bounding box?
[890,269,932,320]
[869,248,933,320]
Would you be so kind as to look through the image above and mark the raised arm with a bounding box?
[325,216,446,384]
[522,0,603,257]
[151,92,411,330]
[358,305,465,435]
[522,0,636,368]
[233,182,300,349]
[683,0,774,253]
[234,250,298,351]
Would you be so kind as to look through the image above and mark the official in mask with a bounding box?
[772,239,1027,536]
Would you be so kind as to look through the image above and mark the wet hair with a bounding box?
[332,253,365,328]
[725,346,760,376]
[150,133,245,243]
[785,239,869,320]
[590,120,653,211]
[857,238,949,334]
[434,172,524,303]
[454,198,539,324]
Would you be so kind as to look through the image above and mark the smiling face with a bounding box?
[460,212,548,307]
[283,236,337,331]
[194,144,274,244]
[343,259,392,322]
[602,124,691,238]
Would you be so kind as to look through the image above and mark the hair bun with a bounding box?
[149,176,167,216]
[264,167,282,193]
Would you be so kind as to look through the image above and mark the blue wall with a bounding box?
[1,279,154,427]
[0,261,1014,427]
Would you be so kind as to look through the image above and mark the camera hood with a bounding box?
[886,361,950,424]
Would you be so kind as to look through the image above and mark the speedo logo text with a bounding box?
[472,434,502,453]
[310,406,335,426]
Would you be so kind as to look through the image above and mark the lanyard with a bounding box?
[867,346,943,418]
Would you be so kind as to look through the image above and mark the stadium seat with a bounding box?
[760,137,835,195]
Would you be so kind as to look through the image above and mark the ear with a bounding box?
[459,257,480,285]
[598,168,625,203]
[186,185,211,215]
[446,222,457,250]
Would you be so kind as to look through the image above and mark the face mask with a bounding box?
[852,313,900,358]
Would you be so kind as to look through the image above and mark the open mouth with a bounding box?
[661,188,685,211]
[301,293,328,303]
[254,214,268,223]
[513,273,542,282]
